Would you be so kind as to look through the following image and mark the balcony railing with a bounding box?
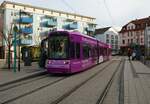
[19,17,33,24]
[21,39,32,45]
[17,39,32,45]
[69,23,78,29]
[64,22,78,30]
[46,20,57,27]
[21,27,33,34]
[86,27,95,32]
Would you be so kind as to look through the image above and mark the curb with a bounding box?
[0,70,47,87]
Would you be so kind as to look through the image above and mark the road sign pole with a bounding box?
[13,31,17,72]
[18,10,21,72]
[13,25,18,72]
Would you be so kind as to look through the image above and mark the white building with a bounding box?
[0,1,96,59]
[95,27,120,55]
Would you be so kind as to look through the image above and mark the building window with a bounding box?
[137,39,139,43]
[141,38,143,43]
[11,12,13,16]
[122,34,125,38]
[122,40,125,44]
[128,32,129,37]
[115,36,118,40]
[111,35,114,39]
[131,32,133,37]
[59,13,61,16]
[13,5,15,8]
[128,39,130,44]
[136,31,139,35]
[106,34,109,38]
[106,39,109,44]
[131,39,133,43]
[111,39,114,44]
[127,27,130,30]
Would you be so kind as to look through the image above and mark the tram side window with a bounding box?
[83,44,90,59]
[99,47,102,56]
[70,42,75,58]
[94,47,97,57]
[76,43,80,59]
[91,47,96,57]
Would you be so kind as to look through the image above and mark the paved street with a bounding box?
[0,0,150,104]
[0,56,150,104]
[0,61,46,86]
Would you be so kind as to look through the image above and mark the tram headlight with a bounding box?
[46,60,52,64]
[64,61,69,64]
[48,60,52,64]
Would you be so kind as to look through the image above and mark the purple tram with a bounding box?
[46,31,111,74]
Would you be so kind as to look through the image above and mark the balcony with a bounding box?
[19,17,33,24]
[21,39,32,45]
[16,39,32,45]
[45,19,57,27]
[69,23,78,29]
[64,22,78,30]
[21,28,33,34]
[86,27,95,32]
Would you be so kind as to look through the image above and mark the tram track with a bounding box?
[96,58,124,104]
[0,75,69,104]
[49,60,120,104]
[0,74,49,92]
[1,77,67,104]
[1,59,120,104]
[49,57,123,104]
[118,59,125,104]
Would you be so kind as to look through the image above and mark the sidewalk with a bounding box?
[0,60,46,87]
[124,59,150,104]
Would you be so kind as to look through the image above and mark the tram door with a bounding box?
[39,38,48,68]
[70,42,81,72]
[98,47,103,63]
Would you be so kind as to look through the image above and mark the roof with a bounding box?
[120,17,150,33]
[94,27,111,35]
[131,17,150,25]
[1,1,96,20]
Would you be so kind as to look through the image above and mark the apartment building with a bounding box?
[0,1,96,59]
[119,17,150,55]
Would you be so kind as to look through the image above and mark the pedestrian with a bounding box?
[39,47,47,68]
[127,48,132,60]
[132,49,136,60]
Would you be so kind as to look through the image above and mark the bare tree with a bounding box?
[0,14,13,69]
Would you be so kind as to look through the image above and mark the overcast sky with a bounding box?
[0,0,150,28]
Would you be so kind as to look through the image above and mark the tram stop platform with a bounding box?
[0,61,46,87]
[124,59,150,104]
